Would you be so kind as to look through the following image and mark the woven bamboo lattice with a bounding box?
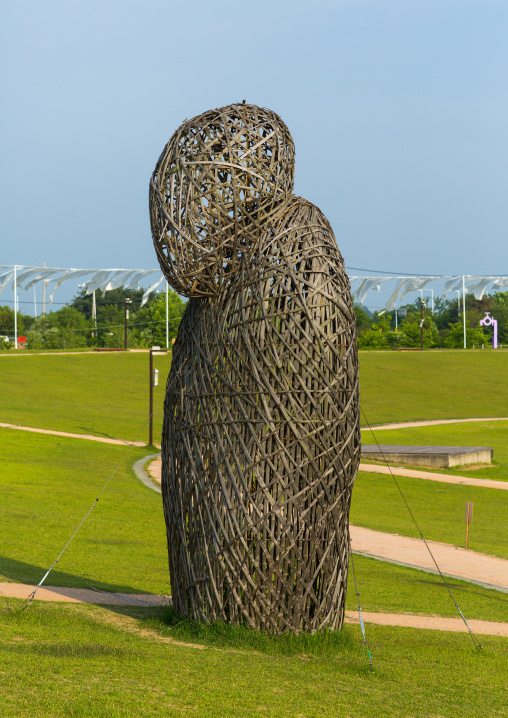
[151,103,360,633]
[149,103,295,298]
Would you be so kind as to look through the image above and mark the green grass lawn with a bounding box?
[1,351,507,715]
[0,351,171,444]
[0,429,168,595]
[1,428,506,626]
[346,553,508,624]
[350,469,508,560]
[0,600,506,718]
[1,351,508,445]
[363,419,508,481]
[359,350,508,425]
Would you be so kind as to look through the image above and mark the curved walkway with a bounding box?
[1,584,506,638]
[2,420,506,636]
[0,422,145,447]
[350,525,508,593]
[133,453,161,494]
[344,611,508,637]
[361,417,508,432]
[0,580,505,636]
[358,462,508,491]
[0,582,167,606]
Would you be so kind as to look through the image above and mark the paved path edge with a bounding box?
[133,454,162,495]
[352,551,508,594]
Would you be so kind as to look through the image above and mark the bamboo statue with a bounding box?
[149,103,360,633]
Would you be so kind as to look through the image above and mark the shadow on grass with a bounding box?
[77,426,120,440]
[0,555,147,594]
[414,575,508,604]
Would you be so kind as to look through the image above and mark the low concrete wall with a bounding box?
[361,445,493,468]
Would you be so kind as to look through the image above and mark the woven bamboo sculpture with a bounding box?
[150,103,295,298]
[150,103,360,633]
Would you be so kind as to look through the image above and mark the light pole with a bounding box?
[124,298,132,351]
[454,289,461,316]
[420,299,425,351]
[420,288,434,314]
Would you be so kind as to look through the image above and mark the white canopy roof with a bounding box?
[2,265,508,312]
[0,265,164,307]
[349,274,508,310]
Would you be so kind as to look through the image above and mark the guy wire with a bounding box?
[20,356,188,612]
[361,407,482,650]
[349,534,375,673]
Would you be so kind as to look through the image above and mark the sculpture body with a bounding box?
[150,104,360,633]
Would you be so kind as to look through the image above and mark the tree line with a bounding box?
[0,288,505,350]
[356,292,507,349]
[0,287,186,350]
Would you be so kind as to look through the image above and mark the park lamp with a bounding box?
[124,298,132,351]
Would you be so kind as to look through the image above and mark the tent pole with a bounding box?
[462,275,467,349]
[42,261,46,315]
[14,265,18,349]
[166,281,169,349]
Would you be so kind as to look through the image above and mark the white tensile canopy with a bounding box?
[2,265,508,349]
[0,265,166,347]
[349,274,508,348]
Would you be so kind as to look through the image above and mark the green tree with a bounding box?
[70,287,149,320]
[148,291,187,346]
[353,305,373,332]
[27,307,90,349]
[442,323,489,349]
[488,291,508,344]
[0,305,33,335]
[399,315,438,348]
[357,326,389,349]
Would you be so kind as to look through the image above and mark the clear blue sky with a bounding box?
[2,0,507,286]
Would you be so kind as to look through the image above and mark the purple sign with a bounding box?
[480,312,498,349]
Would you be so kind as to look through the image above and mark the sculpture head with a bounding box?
[149,102,295,297]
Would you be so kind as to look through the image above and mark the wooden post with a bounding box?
[420,299,424,351]
[465,501,473,549]
[124,298,131,351]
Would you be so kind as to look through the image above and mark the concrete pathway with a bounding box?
[350,525,508,592]
[362,417,508,432]
[2,417,506,637]
[0,349,154,357]
[358,462,508,491]
[146,455,162,484]
[343,611,508,637]
[0,422,145,447]
[0,582,168,606]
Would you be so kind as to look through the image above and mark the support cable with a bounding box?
[361,407,482,650]
[349,534,374,673]
[20,356,188,612]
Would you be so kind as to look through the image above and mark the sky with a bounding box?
[2,0,508,309]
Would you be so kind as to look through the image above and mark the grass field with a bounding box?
[350,469,508,559]
[1,427,506,624]
[0,351,172,444]
[0,429,168,594]
[1,350,508,444]
[1,600,507,718]
[1,350,507,715]
[358,350,508,425]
